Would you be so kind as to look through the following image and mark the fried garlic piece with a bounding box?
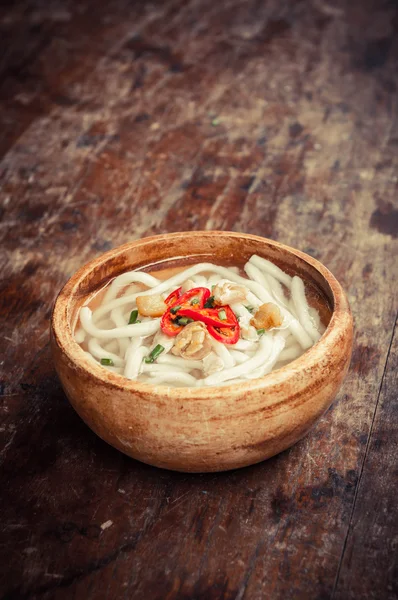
[250,303,283,330]
[136,294,167,317]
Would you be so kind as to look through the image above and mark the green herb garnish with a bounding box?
[170,305,181,314]
[204,296,215,308]
[245,305,254,314]
[190,297,199,305]
[128,309,139,324]
[176,317,193,326]
[257,328,265,336]
[100,358,114,366]
[211,117,220,126]
[144,344,165,364]
[218,309,227,321]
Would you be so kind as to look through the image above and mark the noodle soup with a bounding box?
[75,255,330,387]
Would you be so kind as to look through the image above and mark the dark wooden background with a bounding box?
[0,0,397,598]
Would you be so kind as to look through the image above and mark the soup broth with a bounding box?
[75,255,331,387]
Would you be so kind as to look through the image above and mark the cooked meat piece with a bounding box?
[212,279,249,306]
[171,321,212,360]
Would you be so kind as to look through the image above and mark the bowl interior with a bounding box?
[67,232,333,337]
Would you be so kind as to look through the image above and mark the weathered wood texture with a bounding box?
[0,0,397,599]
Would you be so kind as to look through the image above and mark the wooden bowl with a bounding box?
[51,231,353,472]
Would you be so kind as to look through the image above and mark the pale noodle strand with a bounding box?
[244,263,271,292]
[291,276,321,344]
[244,335,285,379]
[249,255,292,289]
[74,328,86,344]
[142,364,191,374]
[92,263,274,322]
[234,339,257,351]
[110,307,130,356]
[148,372,198,386]
[264,273,290,309]
[229,350,250,364]
[87,338,125,367]
[207,273,220,287]
[124,341,146,380]
[157,355,203,370]
[102,271,160,304]
[77,256,324,387]
[210,338,235,368]
[204,335,275,385]
[191,275,208,287]
[103,340,120,354]
[277,344,303,363]
[80,306,160,340]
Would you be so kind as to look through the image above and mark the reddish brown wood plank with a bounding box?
[0,0,397,599]
[333,318,398,600]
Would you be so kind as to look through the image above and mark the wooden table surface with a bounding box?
[1,0,397,598]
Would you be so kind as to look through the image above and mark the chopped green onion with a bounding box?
[177,317,193,326]
[170,305,181,314]
[128,309,139,324]
[100,358,114,366]
[245,305,254,314]
[144,344,165,364]
[211,117,220,126]
[257,328,265,336]
[204,296,215,308]
[218,309,227,321]
[190,297,199,305]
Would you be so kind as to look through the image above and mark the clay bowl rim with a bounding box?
[51,231,351,400]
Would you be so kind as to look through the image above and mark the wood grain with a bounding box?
[0,0,397,598]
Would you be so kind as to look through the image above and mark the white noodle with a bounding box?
[74,328,86,344]
[210,338,235,368]
[264,273,290,309]
[244,335,285,378]
[234,339,257,351]
[229,350,250,364]
[277,344,303,362]
[207,273,220,287]
[102,271,160,303]
[204,335,275,385]
[157,355,203,370]
[110,307,130,356]
[142,363,190,374]
[87,338,125,367]
[103,339,120,354]
[80,306,160,339]
[77,255,324,388]
[124,342,146,380]
[191,275,208,287]
[148,372,198,386]
[244,263,271,292]
[291,276,321,344]
[249,255,292,289]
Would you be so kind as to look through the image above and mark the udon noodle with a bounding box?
[75,255,326,387]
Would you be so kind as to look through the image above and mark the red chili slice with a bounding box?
[178,305,237,329]
[160,310,184,337]
[207,324,240,345]
[164,287,182,306]
[161,287,211,336]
